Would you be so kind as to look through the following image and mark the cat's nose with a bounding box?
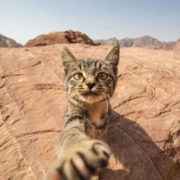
[86,83,96,90]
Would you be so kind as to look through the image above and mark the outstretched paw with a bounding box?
[44,140,111,180]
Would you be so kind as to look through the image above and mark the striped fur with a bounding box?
[44,44,120,180]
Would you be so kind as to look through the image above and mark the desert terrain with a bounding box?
[0,43,180,180]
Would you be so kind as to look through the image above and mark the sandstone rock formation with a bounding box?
[174,38,180,51]
[97,37,119,46]
[0,44,180,180]
[95,35,180,51]
[24,30,100,47]
[96,37,119,47]
[0,34,22,48]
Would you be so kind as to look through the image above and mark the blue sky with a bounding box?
[1,0,180,45]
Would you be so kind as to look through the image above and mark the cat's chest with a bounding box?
[86,110,109,141]
[90,111,103,126]
[86,103,107,125]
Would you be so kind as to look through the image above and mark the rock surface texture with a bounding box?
[0,44,180,180]
[95,35,180,51]
[0,34,22,47]
[24,30,100,47]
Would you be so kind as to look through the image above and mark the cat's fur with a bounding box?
[44,44,120,180]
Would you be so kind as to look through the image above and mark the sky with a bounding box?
[0,0,180,45]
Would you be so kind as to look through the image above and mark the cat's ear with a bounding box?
[103,44,120,73]
[61,45,77,74]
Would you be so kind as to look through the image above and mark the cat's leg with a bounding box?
[43,129,110,180]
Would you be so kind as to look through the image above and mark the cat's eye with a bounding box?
[98,73,108,80]
[74,73,83,80]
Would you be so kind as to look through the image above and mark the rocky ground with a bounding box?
[0,44,180,180]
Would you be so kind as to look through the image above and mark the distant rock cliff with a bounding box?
[97,37,119,46]
[24,30,100,47]
[95,35,180,51]
[0,34,22,47]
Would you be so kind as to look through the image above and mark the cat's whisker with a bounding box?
[103,92,112,101]
[76,89,83,107]
[102,92,108,112]
[103,92,120,112]
[101,94,103,101]
[80,96,83,107]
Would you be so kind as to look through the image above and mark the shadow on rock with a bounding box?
[98,110,180,180]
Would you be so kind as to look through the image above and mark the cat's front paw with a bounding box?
[43,140,111,180]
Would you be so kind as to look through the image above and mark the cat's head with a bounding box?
[61,44,120,104]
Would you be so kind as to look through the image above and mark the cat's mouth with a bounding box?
[82,92,98,96]
[78,91,102,103]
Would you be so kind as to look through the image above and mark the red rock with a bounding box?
[24,30,99,47]
[0,44,180,180]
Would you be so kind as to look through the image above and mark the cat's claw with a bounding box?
[44,141,111,180]
[72,153,92,179]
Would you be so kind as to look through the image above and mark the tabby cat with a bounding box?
[44,44,120,180]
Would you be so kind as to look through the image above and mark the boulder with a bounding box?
[24,30,99,47]
[0,44,180,180]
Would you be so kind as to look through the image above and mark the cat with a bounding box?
[43,44,120,180]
